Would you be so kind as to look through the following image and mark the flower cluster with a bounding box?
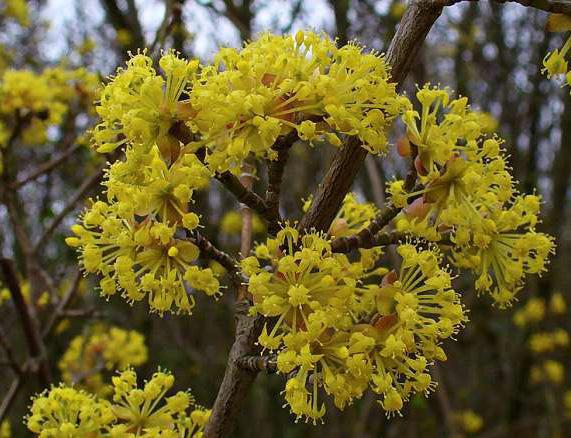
[1,0,29,26]
[513,292,566,327]
[58,324,148,395]
[66,195,220,314]
[87,34,406,174]
[390,86,554,307]
[0,67,98,148]
[189,32,408,172]
[240,226,465,422]
[511,292,570,387]
[93,51,199,158]
[26,368,210,437]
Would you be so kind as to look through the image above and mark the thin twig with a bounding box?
[11,143,82,189]
[216,170,269,221]
[0,259,51,386]
[442,0,571,15]
[0,375,23,424]
[265,131,298,235]
[41,270,82,340]
[169,122,273,221]
[0,325,22,376]
[189,232,242,285]
[33,167,104,253]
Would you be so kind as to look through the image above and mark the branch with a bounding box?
[0,259,51,386]
[0,376,23,424]
[189,232,242,285]
[33,167,104,253]
[445,0,571,15]
[265,131,298,235]
[202,302,264,438]
[41,270,82,340]
[298,0,442,233]
[331,145,418,253]
[11,142,82,189]
[215,171,270,221]
[169,122,273,222]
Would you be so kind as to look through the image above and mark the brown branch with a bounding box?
[265,131,298,235]
[0,375,24,424]
[33,167,104,253]
[189,232,242,285]
[216,170,269,221]
[41,270,82,340]
[11,142,82,189]
[331,145,418,253]
[0,259,51,386]
[444,0,571,15]
[297,1,442,233]
[202,302,264,438]
[169,122,273,222]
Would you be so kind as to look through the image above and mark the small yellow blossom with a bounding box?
[455,410,484,434]
[26,368,210,437]
[59,324,148,395]
[242,228,464,422]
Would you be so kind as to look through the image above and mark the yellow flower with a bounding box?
[452,195,555,307]
[530,360,565,385]
[328,192,378,239]
[189,32,407,172]
[93,51,200,157]
[513,296,546,327]
[26,386,114,436]
[549,292,567,315]
[529,329,569,354]
[242,229,464,421]
[58,324,148,395]
[26,368,210,437]
[455,410,484,434]
[105,146,210,225]
[543,35,571,78]
[67,200,220,314]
